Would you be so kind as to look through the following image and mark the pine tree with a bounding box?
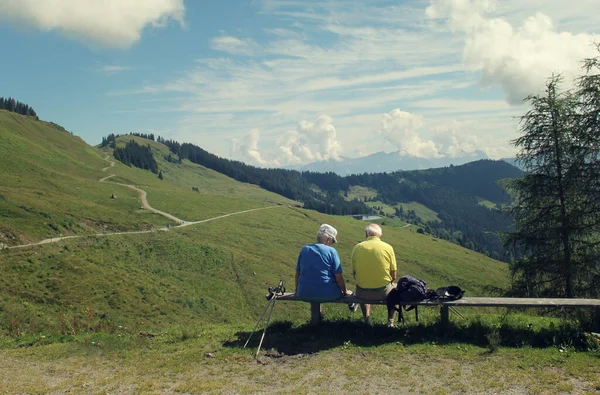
[158,170,163,180]
[505,70,600,298]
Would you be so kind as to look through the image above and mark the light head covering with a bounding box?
[317,224,338,243]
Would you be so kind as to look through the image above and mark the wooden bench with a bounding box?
[277,293,600,329]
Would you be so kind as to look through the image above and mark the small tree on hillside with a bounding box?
[505,50,600,298]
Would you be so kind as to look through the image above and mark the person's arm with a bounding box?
[389,245,397,283]
[295,247,304,294]
[351,245,357,280]
[334,273,352,295]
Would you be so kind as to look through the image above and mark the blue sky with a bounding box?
[1,0,599,167]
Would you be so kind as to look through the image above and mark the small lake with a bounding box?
[350,215,381,221]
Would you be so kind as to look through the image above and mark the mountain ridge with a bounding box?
[284,149,492,175]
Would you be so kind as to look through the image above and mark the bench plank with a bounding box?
[277,293,600,329]
[277,293,600,308]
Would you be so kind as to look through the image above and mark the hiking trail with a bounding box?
[4,157,281,250]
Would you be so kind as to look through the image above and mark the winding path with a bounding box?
[3,158,281,250]
[99,174,189,225]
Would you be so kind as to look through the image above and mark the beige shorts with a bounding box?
[356,283,395,301]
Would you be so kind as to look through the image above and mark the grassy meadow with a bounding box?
[1,110,599,394]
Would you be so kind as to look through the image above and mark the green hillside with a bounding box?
[156,134,521,260]
[0,110,509,335]
[0,110,294,246]
[2,111,599,394]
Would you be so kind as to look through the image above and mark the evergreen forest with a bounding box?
[0,97,38,119]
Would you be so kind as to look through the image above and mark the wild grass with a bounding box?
[398,201,441,222]
[0,315,598,394]
[0,205,510,337]
[366,200,441,224]
[345,185,378,201]
[478,198,498,209]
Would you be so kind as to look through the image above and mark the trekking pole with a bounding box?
[255,295,278,358]
[244,296,276,349]
[243,279,285,355]
[449,305,466,320]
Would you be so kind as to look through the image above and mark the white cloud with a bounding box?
[295,115,342,161]
[231,129,280,167]
[210,36,261,56]
[377,109,516,160]
[379,109,441,159]
[0,0,185,48]
[432,121,480,157]
[96,65,132,74]
[232,115,343,166]
[275,131,317,164]
[426,0,600,103]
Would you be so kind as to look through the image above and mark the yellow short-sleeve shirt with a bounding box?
[351,236,397,289]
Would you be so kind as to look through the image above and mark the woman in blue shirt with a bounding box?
[295,224,354,303]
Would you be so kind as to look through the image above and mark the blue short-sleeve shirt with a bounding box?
[295,243,343,300]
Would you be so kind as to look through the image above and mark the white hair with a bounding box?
[316,234,329,243]
[365,223,382,237]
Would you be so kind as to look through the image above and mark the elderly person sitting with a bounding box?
[295,224,354,303]
[352,223,397,326]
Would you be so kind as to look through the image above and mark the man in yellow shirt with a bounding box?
[352,223,397,326]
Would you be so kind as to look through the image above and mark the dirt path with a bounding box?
[99,174,188,225]
[100,158,115,172]
[4,158,281,250]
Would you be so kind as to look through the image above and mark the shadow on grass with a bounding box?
[225,317,599,356]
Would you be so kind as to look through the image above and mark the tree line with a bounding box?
[0,97,38,120]
[158,139,373,216]
[101,132,156,148]
[113,140,158,174]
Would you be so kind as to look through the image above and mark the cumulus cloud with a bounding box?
[0,0,185,48]
[377,109,511,159]
[275,131,317,164]
[231,110,511,165]
[231,129,280,167]
[295,115,342,161]
[232,115,343,166]
[379,109,442,158]
[431,121,480,157]
[426,0,600,103]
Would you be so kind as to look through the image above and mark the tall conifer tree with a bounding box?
[506,51,600,298]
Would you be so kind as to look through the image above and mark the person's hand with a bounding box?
[344,290,353,296]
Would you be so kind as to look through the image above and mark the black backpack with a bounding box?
[386,275,428,323]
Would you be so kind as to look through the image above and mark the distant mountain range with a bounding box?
[285,150,523,175]
[500,157,523,170]
[285,150,495,175]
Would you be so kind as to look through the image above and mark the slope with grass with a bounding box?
[0,204,511,334]
[1,112,599,394]
[0,111,509,333]
[0,111,296,247]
